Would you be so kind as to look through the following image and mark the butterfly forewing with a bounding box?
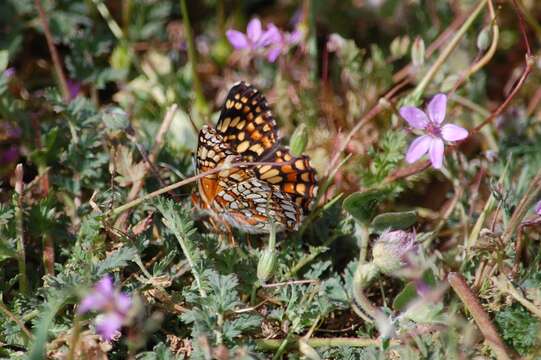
[215,82,278,161]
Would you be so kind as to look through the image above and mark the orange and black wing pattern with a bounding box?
[193,81,318,234]
[215,81,278,161]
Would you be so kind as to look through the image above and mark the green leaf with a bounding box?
[102,107,129,130]
[27,297,64,360]
[343,190,386,224]
[371,210,417,232]
[96,246,138,275]
[0,50,8,72]
[0,240,16,264]
[392,282,417,311]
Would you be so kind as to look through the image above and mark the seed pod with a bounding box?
[411,36,425,67]
[476,26,492,52]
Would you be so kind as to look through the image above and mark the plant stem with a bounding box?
[448,272,516,360]
[66,315,81,360]
[14,164,29,296]
[272,333,293,360]
[106,160,294,217]
[35,0,70,103]
[411,0,490,100]
[0,298,33,342]
[257,336,395,350]
[501,168,541,245]
[92,0,124,40]
[180,0,208,115]
[172,226,206,298]
[356,221,370,264]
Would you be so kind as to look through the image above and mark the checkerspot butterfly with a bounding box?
[192,81,318,233]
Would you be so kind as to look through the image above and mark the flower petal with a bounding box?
[226,30,249,49]
[429,137,444,169]
[94,275,114,296]
[399,107,429,129]
[535,200,541,215]
[427,93,447,124]
[258,24,281,48]
[78,293,106,314]
[115,293,132,314]
[441,124,468,141]
[247,18,262,42]
[287,29,303,45]
[95,313,123,341]
[267,46,282,62]
[405,135,432,163]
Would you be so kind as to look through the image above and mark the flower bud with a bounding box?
[353,262,379,290]
[257,248,277,284]
[110,43,131,71]
[411,36,425,67]
[372,230,417,275]
[257,224,277,283]
[326,33,346,53]
[289,123,308,156]
[476,26,492,52]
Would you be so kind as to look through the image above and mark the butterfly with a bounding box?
[192,81,318,234]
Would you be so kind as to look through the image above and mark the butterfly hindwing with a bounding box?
[214,177,301,233]
[256,148,318,216]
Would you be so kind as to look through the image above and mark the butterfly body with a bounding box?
[193,81,317,234]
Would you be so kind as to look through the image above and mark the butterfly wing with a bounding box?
[215,81,278,161]
[256,148,318,216]
[214,177,301,233]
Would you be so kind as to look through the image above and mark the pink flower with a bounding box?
[226,18,279,51]
[78,275,132,341]
[265,25,303,62]
[535,200,541,216]
[400,93,468,169]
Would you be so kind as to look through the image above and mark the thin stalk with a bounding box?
[501,168,541,245]
[35,0,70,102]
[174,227,206,298]
[304,0,318,82]
[14,164,29,295]
[257,336,395,350]
[66,315,81,360]
[180,0,208,114]
[411,0,490,100]
[451,0,499,91]
[448,272,516,360]
[356,221,370,264]
[92,0,124,40]
[106,160,300,217]
[0,298,33,342]
[272,333,294,360]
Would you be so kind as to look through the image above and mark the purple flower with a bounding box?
[0,146,19,165]
[0,122,21,166]
[535,200,541,216]
[78,275,132,341]
[3,67,15,79]
[226,18,278,51]
[265,25,303,62]
[66,79,81,100]
[400,93,468,169]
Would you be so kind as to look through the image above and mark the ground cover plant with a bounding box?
[1,0,541,359]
